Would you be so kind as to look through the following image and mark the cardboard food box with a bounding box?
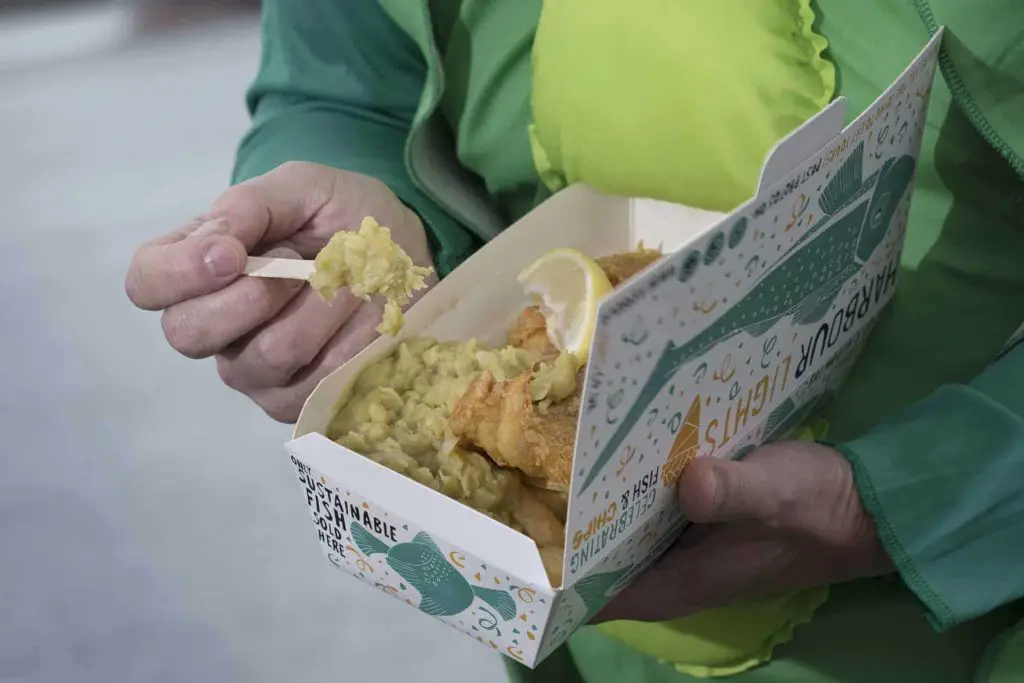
[284,32,943,668]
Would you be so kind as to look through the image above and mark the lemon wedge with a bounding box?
[517,248,613,362]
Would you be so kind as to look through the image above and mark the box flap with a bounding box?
[756,97,848,196]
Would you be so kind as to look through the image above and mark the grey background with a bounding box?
[0,5,505,682]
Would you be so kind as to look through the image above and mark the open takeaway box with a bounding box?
[284,32,944,668]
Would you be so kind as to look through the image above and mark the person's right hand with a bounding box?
[125,162,437,422]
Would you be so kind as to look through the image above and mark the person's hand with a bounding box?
[125,162,436,422]
[597,441,892,623]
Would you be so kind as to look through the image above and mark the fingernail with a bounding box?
[191,218,229,237]
[204,242,241,278]
[709,466,726,514]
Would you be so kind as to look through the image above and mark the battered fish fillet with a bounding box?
[508,307,560,359]
[539,547,565,586]
[453,248,664,490]
[595,248,663,286]
[512,487,567,585]
[451,369,581,490]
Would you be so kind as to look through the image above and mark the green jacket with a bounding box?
[233,1,1024,681]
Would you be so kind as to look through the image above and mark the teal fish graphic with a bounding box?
[573,566,635,623]
[580,144,915,493]
[572,516,687,620]
[350,522,517,621]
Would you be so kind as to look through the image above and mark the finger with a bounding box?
[677,450,797,526]
[127,162,337,311]
[126,218,246,310]
[677,443,854,532]
[204,161,339,250]
[243,301,383,422]
[217,286,363,391]
[159,247,305,359]
[594,525,802,623]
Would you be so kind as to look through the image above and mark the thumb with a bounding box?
[677,442,855,532]
[205,162,337,250]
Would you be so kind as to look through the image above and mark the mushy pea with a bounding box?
[309,217,433,336]
[530,350,578,408]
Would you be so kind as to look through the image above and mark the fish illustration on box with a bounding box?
[580,142,916,493]
[351,522,517,621]
[572,515,686,621]
[573,566,635,623]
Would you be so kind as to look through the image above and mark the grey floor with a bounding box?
[0,7,504,682]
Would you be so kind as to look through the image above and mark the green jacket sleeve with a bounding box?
[232,0,478,275]
[838,340,1024,631]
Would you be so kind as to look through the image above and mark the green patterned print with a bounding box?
[580,142,916,492]
[351,523,517,620]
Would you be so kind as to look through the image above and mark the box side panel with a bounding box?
[288,433,551,585]
[563,33,943,583]
[286,441,557,665]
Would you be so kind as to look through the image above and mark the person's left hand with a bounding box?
[596,441,893,623]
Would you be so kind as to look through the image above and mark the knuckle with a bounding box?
[236,279,278,319]
[216,356,246,392]
[211,183,259,218]
[252,329,302,383]
[260,394,302,424]
[161,308,210,359]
